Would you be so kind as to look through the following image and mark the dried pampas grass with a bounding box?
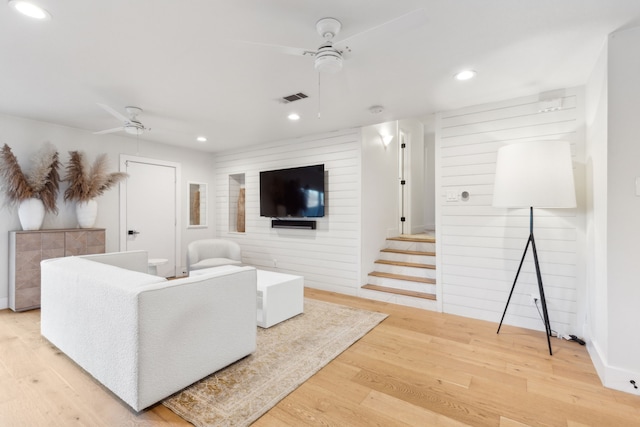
[0,143,61,213]
[63,151,128,202]
[28,143,61,213]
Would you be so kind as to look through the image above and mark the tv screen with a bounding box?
[260,164,325,218]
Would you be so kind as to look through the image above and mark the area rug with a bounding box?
[162,298,387,427]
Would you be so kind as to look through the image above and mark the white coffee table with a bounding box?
[190,266,304,328]
[147,258,168,276]
[255,269,304,328]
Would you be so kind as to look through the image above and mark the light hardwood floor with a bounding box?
[1,288,638,426]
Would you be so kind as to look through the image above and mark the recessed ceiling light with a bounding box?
[196,136,207,143]
[454,69,476,81]
[288,113,300,121]
[8,1,51,20]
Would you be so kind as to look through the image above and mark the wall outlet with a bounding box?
[273,259,277,267]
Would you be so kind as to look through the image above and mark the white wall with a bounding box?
[0,113,216,308]
[606,26,640,380]
[585,26,640,395]
[361,121,400,284]
[584,39,609,379]
[214,129,361,295]
[424,128,436,231]
[435,88,585,335]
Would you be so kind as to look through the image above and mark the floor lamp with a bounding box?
[492,140,576,355]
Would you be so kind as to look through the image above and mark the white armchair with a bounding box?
[187,239,242,272]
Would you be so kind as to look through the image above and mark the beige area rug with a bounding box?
[162,298,388,427]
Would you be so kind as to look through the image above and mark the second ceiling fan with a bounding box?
[93,104,149,136]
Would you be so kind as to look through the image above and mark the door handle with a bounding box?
[128,230,140,235]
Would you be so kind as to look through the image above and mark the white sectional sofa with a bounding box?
[40,251,257,412]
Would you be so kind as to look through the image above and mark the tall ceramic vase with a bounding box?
[76,199,98,228]
[18,198,45,230]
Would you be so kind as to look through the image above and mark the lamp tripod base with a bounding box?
[496,207,553,356]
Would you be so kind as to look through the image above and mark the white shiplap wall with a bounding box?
[436,89,585,335]
[215,129,361,295]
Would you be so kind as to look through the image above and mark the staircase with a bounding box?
[362,235,437,308]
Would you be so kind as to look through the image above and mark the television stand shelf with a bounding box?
[271,219,316,230]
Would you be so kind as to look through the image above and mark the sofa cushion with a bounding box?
[190,257,242,270]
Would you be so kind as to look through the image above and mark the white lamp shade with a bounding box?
[493,140,576,208]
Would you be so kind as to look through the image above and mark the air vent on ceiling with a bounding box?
[282,92,308,103]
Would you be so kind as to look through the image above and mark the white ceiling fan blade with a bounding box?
[97,103,129,122]
[235,40,316,57]
[334,8,427,51]
[93,126,125,135]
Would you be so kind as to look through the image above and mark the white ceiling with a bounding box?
[2,0,640,153]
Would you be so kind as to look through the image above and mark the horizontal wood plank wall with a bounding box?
[436,89,584,334]
[215,129,361,294]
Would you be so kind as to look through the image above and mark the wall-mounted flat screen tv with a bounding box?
[260,164,325,218]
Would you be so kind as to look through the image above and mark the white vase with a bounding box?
[76,199,98,228]
[18,198,46,230]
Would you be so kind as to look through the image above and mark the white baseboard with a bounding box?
[0,297,8,310]
[586,326,640,396]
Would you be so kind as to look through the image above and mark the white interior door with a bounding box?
[120,156,180,277]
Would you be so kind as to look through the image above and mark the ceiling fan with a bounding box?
[94,104,149,135]
[242,9,427,74]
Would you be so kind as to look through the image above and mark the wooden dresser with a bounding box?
[8,228,106,311]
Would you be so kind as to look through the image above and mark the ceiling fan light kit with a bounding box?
[314,44,343,73]
[313,18,344,74]
[124,123,144,135]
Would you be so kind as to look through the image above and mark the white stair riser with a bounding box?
[387,241,435,252]
[379,252,436,264]
[374,263,436,278]
[367,275,436,294]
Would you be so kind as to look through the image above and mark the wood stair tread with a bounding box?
[368,271,436,284]
[374,259,435,269]
[362,284,436,301]
[387,236,436,243]
[381,248,436,256]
